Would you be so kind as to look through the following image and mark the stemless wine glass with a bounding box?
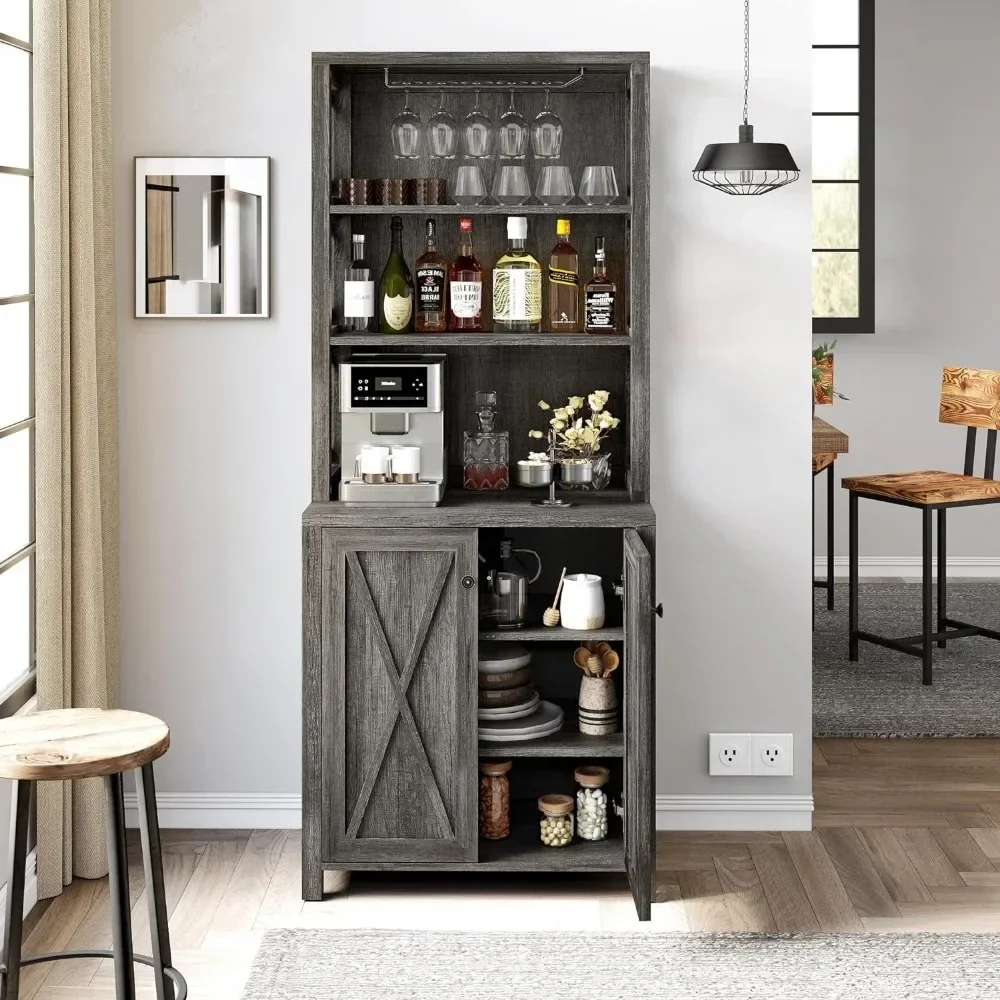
[453,165,488,205]
[531,89,564,159]
[535,165,575,205]
[493,165,531,206]
[461,90,494,159]
[426,91,458,159]
[390,90,422,159]
[497,90,528,159]
[579,166,620,205]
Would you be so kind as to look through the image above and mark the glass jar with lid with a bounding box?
[538,793,574,847]
[574,765,610,841]
[479,760,512,840]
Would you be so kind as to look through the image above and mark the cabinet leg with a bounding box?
[633,876,652,922]
[302,857,324,902]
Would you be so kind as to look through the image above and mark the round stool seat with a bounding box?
[0,708,169,781]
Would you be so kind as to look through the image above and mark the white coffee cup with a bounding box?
[358,446,390,482]
[390,446,421,480]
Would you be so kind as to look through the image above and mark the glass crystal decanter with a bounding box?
[463,391,509,490]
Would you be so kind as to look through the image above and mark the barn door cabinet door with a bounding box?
[623,528,654,920]
[321,529,478,864]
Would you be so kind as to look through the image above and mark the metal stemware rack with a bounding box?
[383,67,585,92]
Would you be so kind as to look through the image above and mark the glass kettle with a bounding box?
[481,538,543,629]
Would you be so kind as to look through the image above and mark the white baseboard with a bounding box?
[814,556,1000,578]
[123,793,302,829]
[656,795,814,832]
[0,850,38,938]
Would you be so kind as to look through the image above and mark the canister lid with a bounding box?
[480,760,512,776]
[507,216,528,239]
[574,764,610,788]
[538,793,574,816]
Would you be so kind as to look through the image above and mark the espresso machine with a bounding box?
[338,354,446,506]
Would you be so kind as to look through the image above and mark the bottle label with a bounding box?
[344,280,375,318]
[382,292,412,331]
[585,289,616,330]
[493,268,542,322]
[450,280,482,318]
[548,266,579,287]
[416,266,446,313]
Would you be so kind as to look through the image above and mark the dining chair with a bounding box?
[814,451,836,610]
[842,367,1000,685]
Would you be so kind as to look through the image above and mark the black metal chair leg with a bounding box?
[922,508,934,685]
[136,763,174,1000]
[105,773,136,1000]
[849,491,859,660]
[1,780,31,1000]
[937,508,947,648]
[827,462,835,610]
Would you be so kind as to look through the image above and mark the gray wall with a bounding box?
[112,0,812,811]
[815,0,1000,563]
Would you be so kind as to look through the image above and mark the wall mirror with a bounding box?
[135,156,270,318]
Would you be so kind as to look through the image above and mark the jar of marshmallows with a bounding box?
[574,765,610,841]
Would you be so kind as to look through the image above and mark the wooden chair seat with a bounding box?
[843,470,1000,506]
[0,708,169,781]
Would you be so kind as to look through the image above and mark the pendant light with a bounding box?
[693,0,800,195]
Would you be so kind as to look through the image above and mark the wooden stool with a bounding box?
[0,709,186,1000]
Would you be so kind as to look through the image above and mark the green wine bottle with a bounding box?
[378,216,414,333]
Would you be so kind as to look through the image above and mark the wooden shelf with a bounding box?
[479,730,624,758]
[481,595,624,641]
[331,203,631,216]
[331,331,631,348]
[478,825,625,872]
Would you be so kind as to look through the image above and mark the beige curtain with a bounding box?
[33,0,119,900]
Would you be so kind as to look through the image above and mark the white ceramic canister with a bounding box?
[559,573,605,630]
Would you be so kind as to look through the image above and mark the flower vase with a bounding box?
[559,452,611,491]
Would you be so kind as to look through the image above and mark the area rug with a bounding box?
[814,580,1000,737]
[241,928,999,998]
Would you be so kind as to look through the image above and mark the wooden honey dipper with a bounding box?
[543,567,568,627]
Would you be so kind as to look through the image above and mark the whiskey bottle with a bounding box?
[378,216,413,333]
[343,233,374,332]
[584,237,617,334]
[548,218,579,332]
[414,218,448,333]
[493,216,541,333]
[447,217,483,331]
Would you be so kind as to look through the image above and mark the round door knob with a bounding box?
[462,575,476,590]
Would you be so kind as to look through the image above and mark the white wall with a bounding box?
[112,0,813,821]
[815,0,1000,566]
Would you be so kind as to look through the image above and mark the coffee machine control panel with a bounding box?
[340,358,443,413]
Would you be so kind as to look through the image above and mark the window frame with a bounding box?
[812,0,875,335]
[0,10,37,717]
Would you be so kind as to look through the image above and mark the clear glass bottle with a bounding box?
[343,234,374,332]
[574,765,610,841]
[414,218,448,333]
[548,218,579,332]
[463,391,509,490]
[479,760,512,840]
[584,237,617,333]
[538,794,574,847]
[493,216,541,333]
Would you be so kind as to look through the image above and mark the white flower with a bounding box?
[568,395,585,410]
[554,407,569,420]
[528,429,545,439]
[537,400,551,410]
[551,419,566,431]
[588,392,605,412]
[598,411,615,429]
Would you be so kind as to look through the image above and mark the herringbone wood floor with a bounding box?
[16,739,1000,998]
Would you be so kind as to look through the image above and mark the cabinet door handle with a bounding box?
[461,575,476,590]
[653,603,663,618]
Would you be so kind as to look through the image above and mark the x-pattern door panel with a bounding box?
[322,529,477,863]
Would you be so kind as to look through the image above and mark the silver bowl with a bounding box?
[559,459,594,485]
[516,460,553,488]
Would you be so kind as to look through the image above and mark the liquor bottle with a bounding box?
[447,217,483,331]
[493,216,541,333]
[414,218,448,333]
[548,219,580,332]
[584,237,617,333]
[343,233,374,332]
[378,216,413,333]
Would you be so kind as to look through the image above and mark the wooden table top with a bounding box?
[813,416,849,456]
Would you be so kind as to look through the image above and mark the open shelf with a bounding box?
[331,331,631,348]
[478,824,625,872]
[481,594,624,641]
[479,730,624,758]
[331,203,631,216]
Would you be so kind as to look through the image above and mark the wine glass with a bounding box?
[390,90,422,159]
[497,90,528,159]
[530,89,563,159]
[426,91,458,159]
[579,166,620,205]
[461,90,494,159]
[453,165,488,205]
[535,165,575,205]
[493,165,531,205]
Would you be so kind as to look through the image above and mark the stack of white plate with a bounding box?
[479,701,564,743]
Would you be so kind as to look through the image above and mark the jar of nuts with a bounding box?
[479,760,512,840]
[574,764,610,841]
[538,794,574,847]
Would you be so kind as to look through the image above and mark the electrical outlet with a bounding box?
[750,734,794,776]
[709,733,751,775]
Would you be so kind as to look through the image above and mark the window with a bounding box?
[812,0,874,333]
[0,5,35,714]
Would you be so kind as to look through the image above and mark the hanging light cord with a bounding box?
[743,0,751,125]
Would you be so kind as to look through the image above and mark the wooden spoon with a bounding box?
[543,567,568,627]
[573,646,592,671]
[601,650,620,678]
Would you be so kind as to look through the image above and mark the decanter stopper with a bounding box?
[475,390,498,432]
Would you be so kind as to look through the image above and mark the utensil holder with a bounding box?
[578,676,618,736]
